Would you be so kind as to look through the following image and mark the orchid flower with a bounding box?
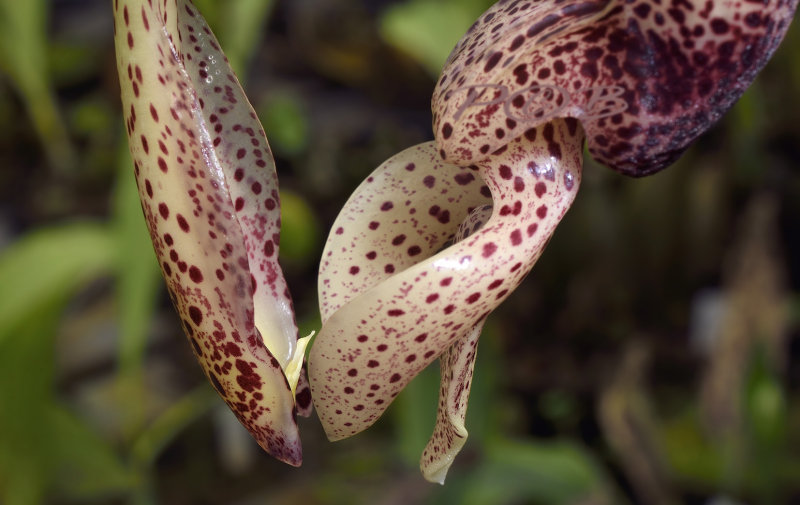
[309,0,797,482]
[113,0,797,483]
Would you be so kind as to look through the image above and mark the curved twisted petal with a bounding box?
[114,0,308,464]
[310,119,584,445]
[421,204,492,484]
[432,0,798,175]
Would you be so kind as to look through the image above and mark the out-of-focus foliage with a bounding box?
[0,0,798,504]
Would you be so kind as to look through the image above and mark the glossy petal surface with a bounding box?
[114,0,304,464]
[433,0,798,176]
[310,119,583,441]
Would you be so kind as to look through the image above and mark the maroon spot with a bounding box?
[437,210,451,224]
[367,360,379,368]
[369,221,380,230]
[496,289,509,299]
[236,148,246,159]
[488,279,503,290]
[366,251,377,260]
[377,344,388,352]
[536,205,548,219]
[514,177,525,192]
[510,229,522,245]
[444,304,455,314]
[348,368,358,377]
[264,240,274,257]
[140,135,149,153]
[482,242,498,258]
[357,335,368,343]
[296,388,312,410]
[405,354,417,363]
[534,182,547,198]
[177,214,190,232]
[455,172,475,185]
[415,333,428,343]
[466,293,481,304]
[157,157,168,173]
[216,269,225,280]
[188,306,203,325]
[423,175,435,188]
[164,234,173,246]
[251,182,262,194]
[349,266,360,275]
[392,234,406,246]
[381,202,394,211]
[385,264,395,274]
[510,262,522,272]
[527,223,538,236]
[149,104,159,122]
[389,373,401,383]
[408,245,422,256]
[235,197,245,211]
[440,277,452,287]
[442,123,453,139]
[484,51,502,72]
[387,309,405,317]
[426,294,439,303]
[189,266,203,283]
[158,203,169,219]
[344,387,354,394]
[234,169,244,181]
[354,404,364,411]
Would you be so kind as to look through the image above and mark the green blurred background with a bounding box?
[0,0,798,504]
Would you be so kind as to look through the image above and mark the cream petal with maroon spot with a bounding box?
[309,119,583,443]
[433,0,798,176]
[114,0,309,465]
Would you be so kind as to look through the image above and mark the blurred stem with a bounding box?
[0,0,76,172]
[128,386,218,504]
[113,137,162,440]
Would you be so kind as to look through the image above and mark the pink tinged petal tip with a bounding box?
[114,0,307,465]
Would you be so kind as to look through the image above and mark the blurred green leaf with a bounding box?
[51,405,133,500]
[0,0,75,171]
[0,299,61,505]
[260,92,310,157]
[0,223,115,346]
[113,141,162,438]
[218,0,275,76]
[380,0,492,76]
[279,189,320,269]
[392,362,441,466]
[462,437,617,505]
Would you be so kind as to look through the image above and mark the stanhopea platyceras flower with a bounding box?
[310,0,797,483]
[113,0,797,483]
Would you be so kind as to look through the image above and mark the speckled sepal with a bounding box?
[113,0,303,464]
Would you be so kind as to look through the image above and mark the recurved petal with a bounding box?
[433,0,798,175]
[318,142,491,322]
[310,119,584,441]
[114,0,302,464]
[421,204,492,484]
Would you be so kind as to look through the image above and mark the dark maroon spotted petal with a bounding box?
[433,0,798,176]
[310,119,583,442]
[114,0,307,465]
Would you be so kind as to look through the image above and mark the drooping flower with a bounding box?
[309,0,797,482]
